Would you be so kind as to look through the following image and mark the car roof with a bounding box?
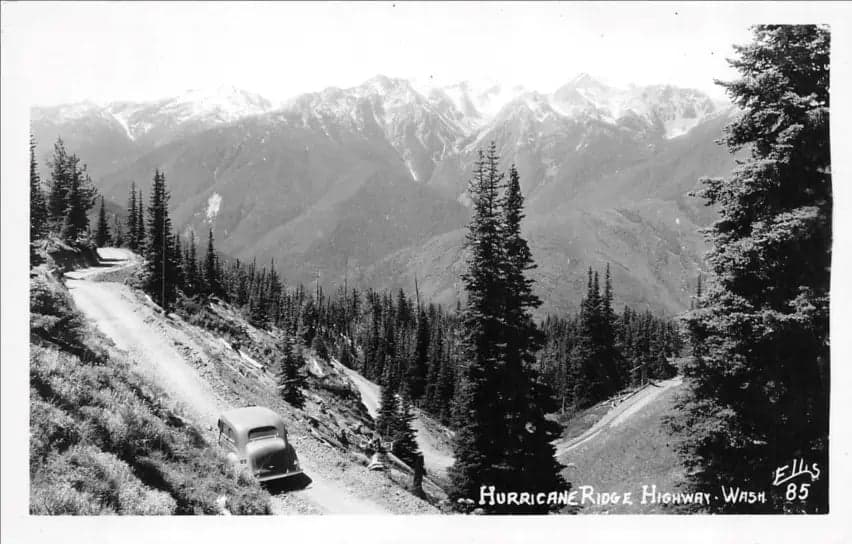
[219,406,285,435]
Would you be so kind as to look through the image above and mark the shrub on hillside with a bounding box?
[29,395,79,472]
[29,276,272,515]
[311,335,329,361]
[31,445,177,515]
[30,345,272,515]
[30,274,109,364]
[177,298,250,347]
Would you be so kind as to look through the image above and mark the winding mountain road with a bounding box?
[65,248,387,514]
[553,376,683,457]
[331,359,455,479]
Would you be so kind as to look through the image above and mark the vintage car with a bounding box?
[217,406,302,482]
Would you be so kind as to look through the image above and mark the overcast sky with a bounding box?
[0,2,831,106]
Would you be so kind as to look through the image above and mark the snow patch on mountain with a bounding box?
[206,193,222,222]
[110,110,136,141]
[405,159,419,181]
[551,76,717,138]
[284,76,469,183]
[413,79,529,131]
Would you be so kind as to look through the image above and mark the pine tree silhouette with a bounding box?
[677,25,830,513]
[95,196,111,247]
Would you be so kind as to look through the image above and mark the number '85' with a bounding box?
[786,483,810,501]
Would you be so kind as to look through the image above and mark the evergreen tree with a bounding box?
[30,134,48,240]
[449,144,507,508]
[364,298,383,379]
[111,216,124,247]
[674,25,830,513]
[60,155,96,241]
[435,344,456,426]
[407,307,430,402]
[574,267,623,406]
[137,188,146,250]
[172,233,185,291]
[499,163,566,513]
[279,336,307,408]
[311,334,329,361]
[601,264,622,388]
[204,228,221,298]
[423,315,444,413]
[143,170,179,310]
[652,347,676,380]
[126,181,138,250]
[47,138,70,226]
[300,297,318,345]
[376,383,398,438]
[249,292,268,327]
[45,139,97,242]
[382,318,400,390]
[215,249,227,302]
[183,232,199,296]
[94,196,111,247]
[391,395,421,467]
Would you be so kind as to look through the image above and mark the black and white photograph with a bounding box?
[2,1,851,542]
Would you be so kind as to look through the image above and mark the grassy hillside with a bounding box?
[559,383,687,514]
[29,260,271,515]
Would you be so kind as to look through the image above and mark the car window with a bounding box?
[248,426,280,441]
[219,424,237,450]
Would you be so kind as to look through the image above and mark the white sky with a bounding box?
[0,2,838,106]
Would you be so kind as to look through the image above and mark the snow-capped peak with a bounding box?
[361,74,408,96]
[412,79,528,130]
[160,85,273,124]
[548,74,717,138]
[569,72,605,88]
[100,86,274,141]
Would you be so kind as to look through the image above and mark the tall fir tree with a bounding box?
[94,196,111,247]
[423,315,444,413]
[498,163,566,513]
[172,233,185,291]
[111,216,124,247]
[143,170,179,310]
[448,143,509,509]
[376,383,398,438]
[47,138,70,226]
[674,25,830,513]
[60,155,96,241]
[135,188,146,250]
[46,138,97,241]
[407,307,430,402]
[279,336,307,408]
[126,181,138,250]
[600,263,622,388]
[391,395,421,467]
[30,134,48,241]
[204,228,222,297]
[435,342,456,426]
[183,231,199,296]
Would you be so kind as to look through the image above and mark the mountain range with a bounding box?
[31,74,738,317]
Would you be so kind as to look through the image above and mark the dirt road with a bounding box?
[553,377,683,456]
[332,360,455,478]
[65,249,387,514]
